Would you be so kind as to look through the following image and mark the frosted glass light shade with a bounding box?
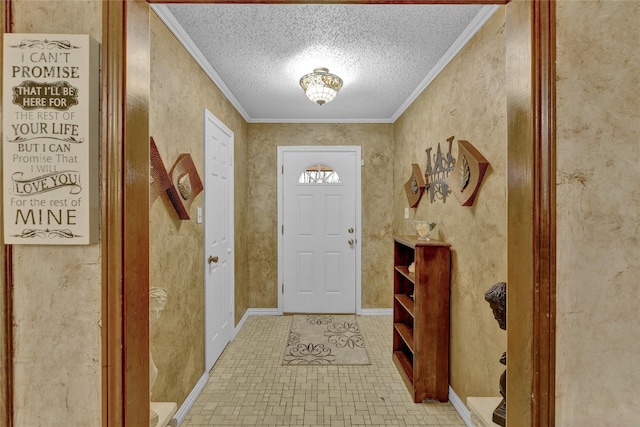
[299,67,343,106]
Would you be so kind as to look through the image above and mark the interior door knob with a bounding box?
[208,255,219,264]
[348,239,355,246]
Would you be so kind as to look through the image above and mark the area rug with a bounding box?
[282,315,370,365]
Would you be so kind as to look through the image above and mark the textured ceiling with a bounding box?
[153,4,499,123]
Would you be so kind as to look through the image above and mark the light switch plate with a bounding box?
[404,207,410,219]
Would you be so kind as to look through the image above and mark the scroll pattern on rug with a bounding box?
[282,315,370,365]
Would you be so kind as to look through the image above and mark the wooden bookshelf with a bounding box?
[393,236,451,402]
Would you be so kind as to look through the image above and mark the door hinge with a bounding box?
[282,224,284,235]
[281,165,284,174]
[281,283,284,294]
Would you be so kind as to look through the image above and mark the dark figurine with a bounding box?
[485,282,507,427]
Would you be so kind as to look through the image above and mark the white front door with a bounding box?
[204,109,234,372]
[279,147,361,313]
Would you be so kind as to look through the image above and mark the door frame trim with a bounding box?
[0,2,556,426]
[277,146,363,315]
[102,2,151,426]
[203,108,235,373]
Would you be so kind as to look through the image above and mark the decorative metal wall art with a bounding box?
[404,163,426,208]
[447,140,489,206]
[424,136,456,203]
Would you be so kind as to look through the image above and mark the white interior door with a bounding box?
[280,147,360,313]
[204,109,234,372]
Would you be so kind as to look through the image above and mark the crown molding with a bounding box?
[151,4,251,121]
[391,4,501,122]
[152,4,499,124]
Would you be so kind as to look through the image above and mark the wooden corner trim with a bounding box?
[531,1,556,425]
[102,2,126,426]
[2,3,15,426]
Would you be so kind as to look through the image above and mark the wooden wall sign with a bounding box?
[3,34,100,244]
[447,139,489,206]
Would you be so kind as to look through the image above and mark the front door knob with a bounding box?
[208,255,219,264]
[348,239,355,246]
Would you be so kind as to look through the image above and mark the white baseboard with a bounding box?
[173,371,209,426]
[235,308,279,336]
[360,308,393,316]
[175,309,278,425]
[449,386,474,427]
[235,308,390,333]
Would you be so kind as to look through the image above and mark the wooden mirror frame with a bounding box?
[1,1,555,426]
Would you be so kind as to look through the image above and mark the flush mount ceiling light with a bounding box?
[299,67,343,106]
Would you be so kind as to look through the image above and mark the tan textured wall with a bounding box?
[393,8,506,403]
[555,2,640,425]
[9,1,102,425]
[247,123,394,310]
[149,12,249,407]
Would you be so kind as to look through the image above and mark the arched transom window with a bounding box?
[298,163,342,184]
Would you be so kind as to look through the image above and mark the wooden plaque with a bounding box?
[167,154,203,220]
[447,140,489,206]
[149,137,172,207]
[404,163,426,208]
